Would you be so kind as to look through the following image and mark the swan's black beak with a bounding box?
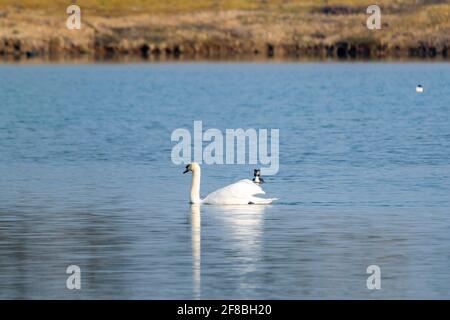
[183,169,189,174]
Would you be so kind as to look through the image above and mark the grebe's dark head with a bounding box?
[253,169,264,184]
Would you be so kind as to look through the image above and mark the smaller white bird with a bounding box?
[416,84,424,93]
[183,163,278,205]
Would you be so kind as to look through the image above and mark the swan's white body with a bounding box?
[185,163,278,205]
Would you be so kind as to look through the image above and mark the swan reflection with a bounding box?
[189,204,267,296]
[207,204,266,239]
[190,204,201,299]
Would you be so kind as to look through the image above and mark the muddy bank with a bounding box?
[2,36,448,60]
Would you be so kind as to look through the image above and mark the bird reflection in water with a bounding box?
[189,204,267,298]
[190,204,201,299]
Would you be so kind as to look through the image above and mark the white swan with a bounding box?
[183,162,278,205]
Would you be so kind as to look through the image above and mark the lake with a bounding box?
[0,62,449,299]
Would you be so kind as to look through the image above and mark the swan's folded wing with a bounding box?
[203,179,265,204]
[225,179,265,196]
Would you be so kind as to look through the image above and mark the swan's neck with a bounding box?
[190,169,202,204]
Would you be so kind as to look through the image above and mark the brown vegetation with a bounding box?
[0,0,449,60]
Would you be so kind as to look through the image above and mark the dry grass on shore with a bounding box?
[0,0,449,59]
[0,0,438,15]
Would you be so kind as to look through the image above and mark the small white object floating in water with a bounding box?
[416,85,424,93]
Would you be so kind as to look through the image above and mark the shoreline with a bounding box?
[2,39,449,61]
[1,54,449,65]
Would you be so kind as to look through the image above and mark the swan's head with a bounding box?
[254,169,261,177]
[183,162,200,174]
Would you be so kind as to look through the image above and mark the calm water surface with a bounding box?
[0,63,449,299]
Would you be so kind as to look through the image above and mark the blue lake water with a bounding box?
[0,62,449,299]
